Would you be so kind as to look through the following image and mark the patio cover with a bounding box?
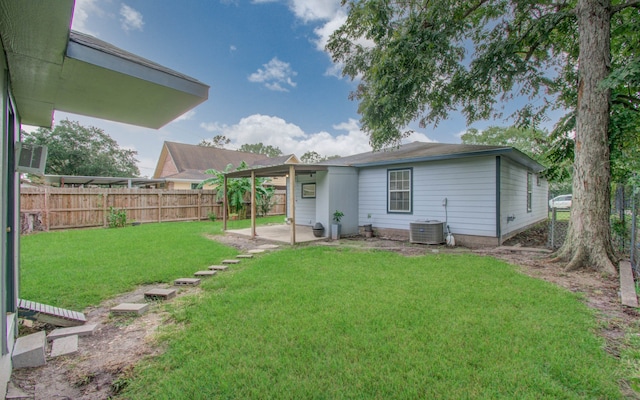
[224,164,328,244]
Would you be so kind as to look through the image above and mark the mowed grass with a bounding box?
[19,217,282,309]
[123,247,622,399]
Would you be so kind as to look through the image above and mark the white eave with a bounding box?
[0,0,209,129]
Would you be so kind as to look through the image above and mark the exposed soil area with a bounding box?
[8,229,639,399]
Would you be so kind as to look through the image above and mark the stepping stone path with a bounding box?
[174,278,201,286]
[248,249,266,254]
[144,288,177,301]
[208,265,228,271]
[237,254,253,259]
[194,270,217,277]
[110,303,149,315]
[257,244,280,249]
[221,259,240,264]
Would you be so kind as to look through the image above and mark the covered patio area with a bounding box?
[223,163,328,245]
[225,224,326,244]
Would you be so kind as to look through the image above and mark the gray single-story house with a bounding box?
[225,142,548,247]
[0,1,208,393]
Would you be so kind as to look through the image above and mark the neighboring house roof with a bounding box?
[153,141,272,181]
[0,2,209,128]
[318,141,544,172]
[44,175,165,188]
[250,154,299,167]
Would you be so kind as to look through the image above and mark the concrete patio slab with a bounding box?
[50,335,78,358]
[226,225,325,244]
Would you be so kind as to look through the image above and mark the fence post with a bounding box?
[550,208,556,248]
[158,192,162,223]
[44,186,50,231]
[198,192,202,221]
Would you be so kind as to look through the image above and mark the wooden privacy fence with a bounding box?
[20,187,286,232]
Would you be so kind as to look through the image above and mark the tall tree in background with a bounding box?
[460,126,548,161]
[198,135,231,148]
[238,143,283,157]
[22,119,139,177]
[328,0,640,274]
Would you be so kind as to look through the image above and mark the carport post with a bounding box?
[223,176,227,231]
[251,170,256,238]
[289,165,296,245]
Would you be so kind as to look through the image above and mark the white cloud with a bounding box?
[199,114,371,157]
[172,110,196,123]
[230,45,237,52]
[71,0,104,36]
[248,58,297,92]
[120,4,144,32]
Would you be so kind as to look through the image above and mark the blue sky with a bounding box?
[39,0,556,177]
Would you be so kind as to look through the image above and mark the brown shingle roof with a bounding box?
[164,141,270,173]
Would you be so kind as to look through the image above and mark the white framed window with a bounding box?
[388,168,412,213]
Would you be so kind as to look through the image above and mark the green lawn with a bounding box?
[20,221,625,398]
[19,216,282,309]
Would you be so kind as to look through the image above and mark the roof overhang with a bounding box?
[224,164,328,179]
[0,1,209,129]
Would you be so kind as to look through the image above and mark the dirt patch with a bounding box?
[9,231,639,399]
[9,284,201,399]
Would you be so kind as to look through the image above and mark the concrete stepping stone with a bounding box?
[257,244,279,249]
[5,382,32,399]
[47,324,97,342]
[174,278,201,286]
[13,331,46,369]
[110,303,149,315]
[144,288,177,301]
[194,270,217,277]
[208,265,228,271]
[248,249,266,254]
[620,260,638,307]
[50,335,78,358]
[237,254,253,259]
[221,259,240,264]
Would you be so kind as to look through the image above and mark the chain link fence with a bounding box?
[548,189,639,272]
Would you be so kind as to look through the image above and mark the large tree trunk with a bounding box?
[553,0,617,275]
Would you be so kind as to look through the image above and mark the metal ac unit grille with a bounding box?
[410,221,445,244]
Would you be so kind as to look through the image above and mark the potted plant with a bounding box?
[331,210,344,240]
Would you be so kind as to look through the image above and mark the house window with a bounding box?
[527,172,533,212]
[191,183,199,190]
[301,183,316,198]
[388,168,412,213]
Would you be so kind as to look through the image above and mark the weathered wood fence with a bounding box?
[20,187,286,232]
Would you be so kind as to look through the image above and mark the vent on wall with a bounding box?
[409,221,445,244]
[16,143,48,175]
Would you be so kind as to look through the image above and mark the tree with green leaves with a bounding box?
[21,119,139,177]
[199,162,275,219]
[328,0,640,274]
[461,126,549,161]
[198,135,230,148]
[238,143,283,157]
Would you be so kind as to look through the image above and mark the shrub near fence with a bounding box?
[20,187,286,232]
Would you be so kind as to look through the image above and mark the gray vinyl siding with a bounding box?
[499,157,548,238]
[359,157,497,237]
[294,174,316,226]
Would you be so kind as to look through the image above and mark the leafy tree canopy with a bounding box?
[300,151,341,163]
[238,143,283,158]
[21,119,139,177]
[460,126,548,162]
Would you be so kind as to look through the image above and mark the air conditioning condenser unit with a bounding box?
[409,221,445,244]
